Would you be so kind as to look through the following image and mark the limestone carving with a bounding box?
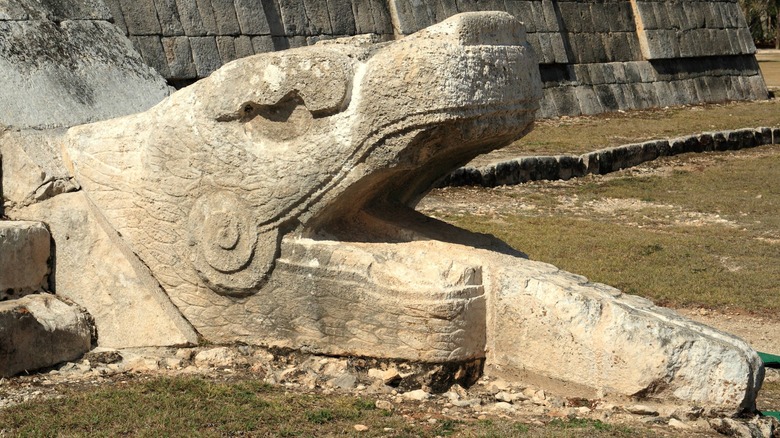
[61,12,541,362]
[4,12,764,413]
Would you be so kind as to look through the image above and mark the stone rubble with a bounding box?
[0,344,776,437]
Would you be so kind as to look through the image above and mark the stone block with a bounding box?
[234,35,254,58]
[611,84,630,110]
[773,128,780,144]
[590,33,608,63]
[587,63,606,85]
[698,133,715,152]
[635,1,656,30]
[352,0,375,34]
[103,0,128,34]
[594,84,618,112]
[642,82,662,108]
[573,3,593,32]
[329,0,357,34]
[119,0,161,35]
[574,85,603,115]
[0,20,170,130]
[162,36,197,79]
[601,63,616,84]
[490,266,762,413]
[573,64,591,84]
[622,62,642,83]
[0,294,93,377]
[211,0,241,34]
[234,0,272,34]
[392,0,433,34]
[251,35,274,53]
[537,90,557,118]
[612,62,627,84]
[704,75,729,103]
[524,32,540,59]
[301,0,332,34]
[0,0,35,19]
[537,32,553,64]
[505,0,536,32]
[747,74,769,100]
[617,2,636,31]
[0,221,50,299]
[133,36,171,78]
[556,155,586,180]
[652,80,676,107]
[757,128,772,146]
[195,0,219,34]
[0,129,77,211]
[636,61,656,82]
[710,131,729,151]
[547,86,578,116]
[369,0,394,34]
[176,0,207,35]
[10,193,198,348]
[738,27,756,54]
[216,36,236,64]
[588,3,609,33]
[190,36,222,77]
[154,0,185,36]
[550,32,568,63]
[540,0,558,31]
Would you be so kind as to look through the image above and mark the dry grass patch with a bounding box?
[471,97,780,166]
[757,51,780,89]
[0,376,650,438]
[424,145,780,316]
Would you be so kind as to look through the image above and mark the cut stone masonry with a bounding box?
[102,0,768,117]
[442,127,780,187]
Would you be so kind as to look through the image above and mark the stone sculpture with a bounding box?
[2,12,764,414]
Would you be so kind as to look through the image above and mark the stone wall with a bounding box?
[442,127,780,187]
[0,0,170,129]
[105,0,769,117]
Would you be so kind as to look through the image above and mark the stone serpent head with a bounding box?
[63,11,541,299]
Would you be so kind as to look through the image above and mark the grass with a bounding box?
[477,98,780,162]
[0,376,650,437]
[436,145,780,314]
[757,51,780,89]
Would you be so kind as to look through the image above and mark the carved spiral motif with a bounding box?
[188,192,275,297]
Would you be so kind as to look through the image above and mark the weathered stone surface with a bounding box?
[190,36,222,76]
[487,262,762,413]
[0,221,50,300]
[15,12,763,413]
[0,294,93,377]
[61,12,540,361]
[175,0,208,36]
[104,0,767,117]
[0,18,170,129]
[9,192,198,348]
[0,129,79,210]
[118,0,161,34]
[234,0,272,35]
[154,0,185,36]
[0,0,111,21]
[162,36,198,79]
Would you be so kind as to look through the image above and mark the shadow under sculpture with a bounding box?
[58,12,761,414]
